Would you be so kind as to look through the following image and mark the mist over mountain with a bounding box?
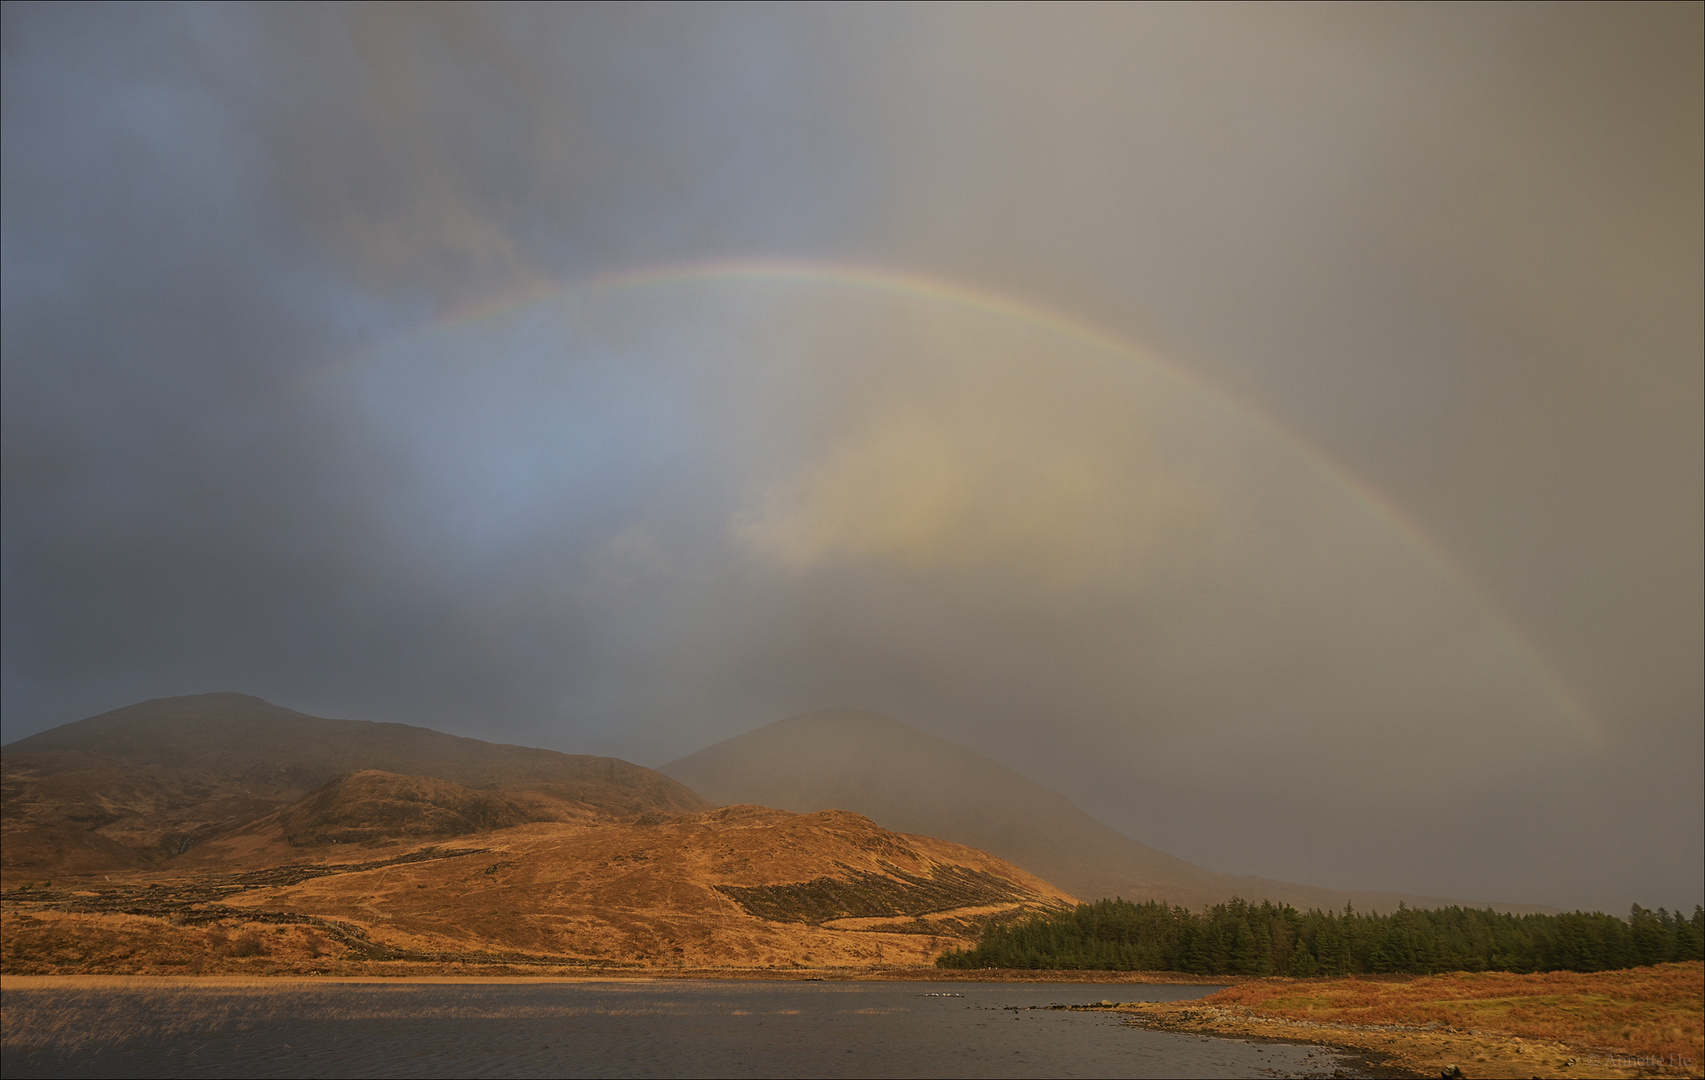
[2,692,708,874]
[7,692,706,803]
[664,709,1552,914]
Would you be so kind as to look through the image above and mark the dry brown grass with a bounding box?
[1203,963,1703,1072]
[1,910,351,975]
[2,808,1073,975]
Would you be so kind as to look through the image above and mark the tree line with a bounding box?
[937,897,1705,975]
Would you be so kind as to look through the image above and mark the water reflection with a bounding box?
[3,980,1363,1078]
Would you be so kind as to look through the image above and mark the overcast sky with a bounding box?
[4,2,1699,914]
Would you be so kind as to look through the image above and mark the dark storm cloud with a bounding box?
[3,3,1698,914]
[2,1,896,726]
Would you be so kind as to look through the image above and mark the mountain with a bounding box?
[662,709,1544,914]
[4,691,704,807]
[0,695,1074,974]
[2,692,709,874]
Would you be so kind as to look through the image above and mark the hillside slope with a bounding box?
[2,696,1077,973]
[663,710,1543,914]
[1,806,1075,973]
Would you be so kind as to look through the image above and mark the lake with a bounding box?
[2,979,1365,1078]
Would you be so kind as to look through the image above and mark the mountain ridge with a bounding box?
[1,695,1074,973]
[2,692,709,874]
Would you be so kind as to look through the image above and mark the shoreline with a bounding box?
[1112,999,1690,1080]
[9,966,1697,1079]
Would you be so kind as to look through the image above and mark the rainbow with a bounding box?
[320,255,1603,745]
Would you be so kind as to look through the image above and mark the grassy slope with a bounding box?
[1,806,1076,974]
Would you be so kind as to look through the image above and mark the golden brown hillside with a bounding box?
[1,805,1074,973]
[276,770,547,846]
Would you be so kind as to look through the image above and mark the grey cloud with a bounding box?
[3,3,1697,914]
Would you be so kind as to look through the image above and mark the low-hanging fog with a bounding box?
[3,3,1699,914]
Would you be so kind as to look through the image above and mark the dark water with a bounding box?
[3,980,1364,1078]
